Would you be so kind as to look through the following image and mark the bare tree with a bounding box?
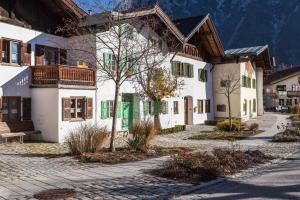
[57,1,178,152]
[135,66,183,130]
[217,69,240,130]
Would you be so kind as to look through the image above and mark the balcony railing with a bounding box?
[31,65,96,86]
[179,44,200,59]
[287,91,300,97]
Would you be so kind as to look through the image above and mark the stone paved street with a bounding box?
[0,113,299,199]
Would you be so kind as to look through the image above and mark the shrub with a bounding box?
[291,105,300,114]
[126,136,141,151]
[216,119,246,132]
[66,124,109,155]
[272,129,300,142]
[289,114,300,121]
[130,120,157,151]
[159,125,186,135]
[248,123,259,131]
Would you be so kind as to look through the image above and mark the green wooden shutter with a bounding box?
[164,101,169,114]
[180,63,184,76]
[154,101,160,115]
[103,53,110,70]
[120,24,126,40]
[117,102,122,118]
[101,101,108,119]
[204,70,207,82]
[143,101,149,116]
[198,69,201,81]
[183,63,188,77]
[171,61,176,75]
[190,64,194,78]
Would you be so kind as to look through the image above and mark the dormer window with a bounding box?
[148,36,163,50]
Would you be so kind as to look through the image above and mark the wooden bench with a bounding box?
[1,132,26,143]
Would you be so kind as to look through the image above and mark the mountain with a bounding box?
[128,0,300,66]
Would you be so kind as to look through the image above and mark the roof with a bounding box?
[173,15,206,37]
[265,66,300,85]
[225,45,269,57]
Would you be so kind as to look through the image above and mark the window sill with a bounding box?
[0,63,21,67]
[69,119,85,122]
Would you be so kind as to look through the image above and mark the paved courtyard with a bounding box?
[0,113,299,199]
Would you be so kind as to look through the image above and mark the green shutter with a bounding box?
[171,61,176,75]
[165,101,169,114]
[183,63,188,77]
[190,65,194,78]
[132,28,138,40]
[133,61,139,73]
[103,53,110,70]
[154,101,160,115]
[120,57,126,73]
[198,69,201,81]
[204,70,207,82]
[143,101,149,116]
[180,63,184,76]
[101,101,108,119]
[120,24,126,40]
[117,102,122,118]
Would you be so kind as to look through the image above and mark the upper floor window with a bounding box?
[277,85,286,91]
[242,75,252,88]
[35,45,67,66]
[198,69,207,82]
[1,39,21,65]
[171,61,194,78]
[252,79,256,88]
[103,52,116,70]
[148,36,163,50]
[220,80,231,87]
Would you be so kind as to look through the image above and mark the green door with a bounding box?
[122,95,133,130]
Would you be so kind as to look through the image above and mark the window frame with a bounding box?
[1,38,21,65]
[70,97,85,120]
[197,100,203,113]
[108,100,114,118]
[205,99,211,113]
[217,104,226,112]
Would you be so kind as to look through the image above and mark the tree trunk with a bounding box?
[227,95,232,131]
[154,114,161,131]
[110,84,120,152]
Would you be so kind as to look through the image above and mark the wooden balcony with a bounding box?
[178,44,200,59]
[287,91,300,97]
[31,65,96,87]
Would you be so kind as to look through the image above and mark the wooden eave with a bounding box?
[184,14,225,61]
[254,47,271,69]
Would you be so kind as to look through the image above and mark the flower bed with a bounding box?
[151,148,273,183]
[188,130,263,141]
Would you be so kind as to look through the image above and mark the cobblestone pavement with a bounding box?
[0,113,299,199]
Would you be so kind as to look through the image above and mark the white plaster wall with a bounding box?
[213,63,241,119]
[31,88,59,142]
[0,22,68,97]
[58,89,97,143]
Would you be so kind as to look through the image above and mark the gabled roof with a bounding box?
[173,15,206,37]
[225,45,271,68]
[225,45,269,57]
[265,66,300,85]
[80,4,185,43]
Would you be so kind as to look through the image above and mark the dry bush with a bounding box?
[216,119,246,132]
[153,148,272,182]
[66,124,109,155]
[289,114,300,121]
[130,120,157,151]
[291,105,300,114]
[248,123,259,131]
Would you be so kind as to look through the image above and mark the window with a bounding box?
[173,101,179,114]
[295,99,298,105]
[220,80,231,87]
[1,39,21,64]
[252,79,256,89]
[103,52,116,70]
[171,61,194,78]
[143,101,153,116]
[70,98,84,119]
[217,104,226,112]
[197,100,203,113]
[286,99,292,106]
[277,85,286,91]
[247,77,251,88]
[242,75,247,87]
[198,69,207,82]
[279,99,284,106]
[205,99,210,113]
[148,36,163,50]
[62,97,93,121]
[253,99,256,112]
[160,101,169,114]
[101,100,121,119]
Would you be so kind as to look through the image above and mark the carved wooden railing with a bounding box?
[180,44,200,58]
[287,91,300,98]
[31,65,96,86]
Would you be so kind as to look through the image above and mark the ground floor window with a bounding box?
[173,101,179,114]
[144,101,152,116]
[286,99,292,106]
[243,99,247,115]
[217,104,226,112]
[1,97,20,121]
[62,97,93,121]
[197,100,203,113]
[205,99,211,113]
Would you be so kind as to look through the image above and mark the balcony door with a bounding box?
[1,97,21,122]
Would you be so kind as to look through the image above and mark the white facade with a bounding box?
[213,61,258,121]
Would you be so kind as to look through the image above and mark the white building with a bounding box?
[0,2,270,143]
